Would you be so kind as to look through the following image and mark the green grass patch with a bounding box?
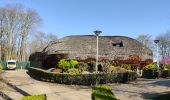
[21,94,46,100]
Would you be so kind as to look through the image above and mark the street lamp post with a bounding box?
[154,39,160,72]
[94,30,102,73]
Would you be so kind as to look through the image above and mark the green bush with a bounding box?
[111,67,128,73]
[0,64,3,70]
[58,59,78,71]
[76,62,88,72]
[143,63,156,70]
[21,94,46,100]
[121,64,131,70]
[101,61,112,73]
[67,68,80,74]
[28,67,137,85]
[143,63,158,79]
[161,70,170,78]
[91,84,118,100]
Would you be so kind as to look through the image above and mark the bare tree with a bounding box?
[0,4,42,61]
[156,31,170,58]
[136,34,154,49]
[28,32,58,54]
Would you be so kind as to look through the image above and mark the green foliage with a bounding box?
[160,63,169,70]
[143,63,158,79]
[161,70,170,78]
[28,67,137,85]
[121,64,131,70]
[21,94,46,100]
[91,85,118,100]
[0,64,3,70]
[76,62,88,72]
[58,59,78,71]
[67,68,80,74]
[111,66,128,73]
[143,63,156,70]
[101,61,112,73]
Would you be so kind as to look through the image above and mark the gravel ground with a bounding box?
[2,70,170,100]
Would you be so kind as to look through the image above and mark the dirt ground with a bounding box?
[1,70,170,100]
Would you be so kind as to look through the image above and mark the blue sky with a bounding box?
[0,0,170,39]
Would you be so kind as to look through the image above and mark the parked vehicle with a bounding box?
[7,60,16,70]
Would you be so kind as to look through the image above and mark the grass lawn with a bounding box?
[147,93,170,100]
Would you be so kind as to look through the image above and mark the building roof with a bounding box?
[44,35,153,60]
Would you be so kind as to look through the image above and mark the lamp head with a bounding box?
[94,30,102,36]
[154,40,160,44]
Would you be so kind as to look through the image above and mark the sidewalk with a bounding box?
[2,70,91,100]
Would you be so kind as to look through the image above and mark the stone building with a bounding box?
[29,35,153,68]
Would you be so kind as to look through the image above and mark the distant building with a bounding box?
[29,35,153,68]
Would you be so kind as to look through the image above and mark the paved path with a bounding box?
[1,70,170,100]
[111,78,170,100]
[2,70,91,100]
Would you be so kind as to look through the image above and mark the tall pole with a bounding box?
[94,30,102,73]
[96,35,99,73]
[154,40,160,71]
[156,43,159,71]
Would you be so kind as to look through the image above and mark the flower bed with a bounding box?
[28,67,137,85]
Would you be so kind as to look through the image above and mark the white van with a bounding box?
[7,60,16,70]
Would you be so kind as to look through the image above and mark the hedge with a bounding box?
[91,85,118,100]
[21,94,46,100]
[28,67,137,85]
[161,70,170,78]
[142,69,159,79]
[143,69,170,79]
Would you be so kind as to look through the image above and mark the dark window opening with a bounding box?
[112,41,124,47]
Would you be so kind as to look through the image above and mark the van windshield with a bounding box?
[8,62,16,64]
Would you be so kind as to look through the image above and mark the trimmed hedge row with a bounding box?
[91,85,118,100]
[21,94,46,100]
[143,69,170,79]
[28,67,137,85]
[142,69,159,79]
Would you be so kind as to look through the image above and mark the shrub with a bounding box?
[143,63,156,70]
[58,59,78,71]
[28,67,137,85]
[101,61,112,73]
[91,85,118,100]
[21,94,46,100]
[67,68,80,74]
[143,63,158,79]
[0,64,3,71]
[111,67,128,73]
[87,61,96,72]
[76,62,88,72]
[160,63,169,70]
[70,60,79,68]
[121,64,131,70]
[161,70,170,78]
